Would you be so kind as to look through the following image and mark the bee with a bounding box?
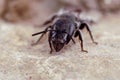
[32,8,97,53]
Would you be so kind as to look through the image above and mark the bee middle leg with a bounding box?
[74,30,88,53]
[79,22,97,44]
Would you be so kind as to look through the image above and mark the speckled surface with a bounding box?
[0,13,120,80]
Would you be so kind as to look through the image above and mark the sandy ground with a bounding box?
[0,13,120,80]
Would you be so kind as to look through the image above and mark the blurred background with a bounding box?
[0,1,120,80]
[0,0,120,25]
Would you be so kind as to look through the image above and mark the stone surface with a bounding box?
[0,13,120,80]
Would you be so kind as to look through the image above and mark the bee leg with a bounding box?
[48,32,53,54]
[71,38,76,44]
[49,40,53,54]
[42,15,58,26]
[80,22,98,44]
[74,30,88,53]
[32,33,45,46]
[32,26,51,45]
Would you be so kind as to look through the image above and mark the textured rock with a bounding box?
[0,13,120,80]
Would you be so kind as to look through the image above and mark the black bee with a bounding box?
[32,8,97,53]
